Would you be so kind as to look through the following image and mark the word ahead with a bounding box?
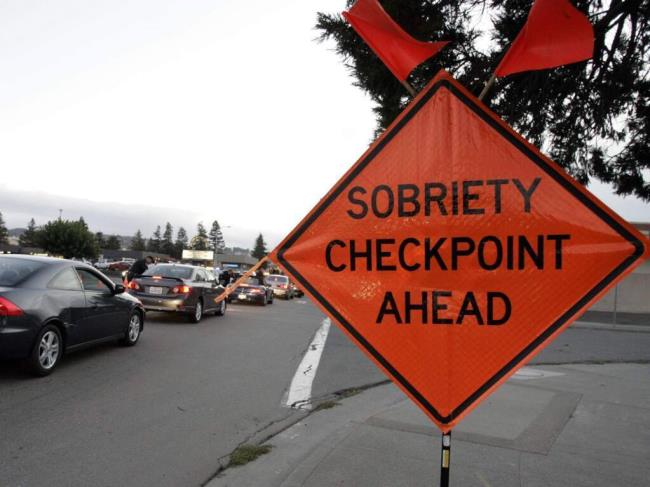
[272,71,649,432]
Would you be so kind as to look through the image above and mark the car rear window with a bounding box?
[266,275,288,284]
[0,257,47,286]
[143,265,194,279]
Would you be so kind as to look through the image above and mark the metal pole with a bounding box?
[478,74,496,101]
[613,284,618,325]
[440,431,451,487]
[400,79,417,97]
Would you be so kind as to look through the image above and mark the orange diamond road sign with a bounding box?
[271,70,650,432]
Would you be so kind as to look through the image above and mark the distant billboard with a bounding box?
[182,249,214,261]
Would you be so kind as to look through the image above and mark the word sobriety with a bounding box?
[323,178,571,327]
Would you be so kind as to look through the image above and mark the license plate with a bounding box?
[149,287,163,295]
[238,293,247,300]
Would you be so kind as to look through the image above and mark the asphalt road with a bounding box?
[311,316,650,401]
[1,297,649,487]
[0,299,323,487]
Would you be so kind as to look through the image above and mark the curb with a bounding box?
[572,320,650,333]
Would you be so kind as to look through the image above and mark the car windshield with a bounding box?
[245,277,264,285]
[143,264,194,279]
[266,275,288,284]
[0,257,47,286]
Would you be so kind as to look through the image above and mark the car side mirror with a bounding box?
[113,284,126,294]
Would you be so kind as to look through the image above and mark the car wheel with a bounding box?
[29,325,62,377]
[189,299,203,323]
[121,311,142,346]
[215,298,227,316]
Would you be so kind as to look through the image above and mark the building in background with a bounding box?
[214,253,258,272]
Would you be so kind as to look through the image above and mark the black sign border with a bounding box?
[278,78,646,425]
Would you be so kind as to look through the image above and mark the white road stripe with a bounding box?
[284,317,331,410]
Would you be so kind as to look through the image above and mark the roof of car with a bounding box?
[152,263,204,270]
[0,254,74,265]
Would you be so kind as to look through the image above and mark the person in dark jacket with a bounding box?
[255,269,266,286]
[127,256,154,282]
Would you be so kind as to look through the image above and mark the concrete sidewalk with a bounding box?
[209,363,650,487]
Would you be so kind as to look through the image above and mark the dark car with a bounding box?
[228,277,274,306]
[266,274,294,300]
[292,283,304,298]
[127,264,226,323]
[0,255,144,376]
[107,261,131,272]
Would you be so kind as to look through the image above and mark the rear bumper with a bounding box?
[135,296,193,313]
[230,293,266,305]
[0,318,37,360]
[272,288,289,297]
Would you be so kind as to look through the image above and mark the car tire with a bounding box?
[189,299,203,323]
[215,298,227,316]
[29,324,63,377]
[120,311,142,346]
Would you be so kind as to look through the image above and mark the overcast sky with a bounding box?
[1,0,647,249]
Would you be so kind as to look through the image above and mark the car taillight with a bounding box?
[172,285,191,294]
[0,297,23,317]
[128,281,141,290]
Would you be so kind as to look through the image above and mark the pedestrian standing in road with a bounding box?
[219,269,233,286]
[127,256,155,282]
[255,268,266,286]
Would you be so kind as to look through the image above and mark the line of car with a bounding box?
[0,255,302,377]
[228,273,303,306]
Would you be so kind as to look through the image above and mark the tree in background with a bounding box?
[94,231,106,249]
[161,222,175,256]
[0,212,8,245]
[251,233,268,262]
[105,235,121,250]
[147,226,162,253]
[190,223,209,251]
[174,227,188,259]
[37,218,99,259]
[19,218,39,247]
[209,220,226,254]
[131,230,146,251]
[316,1,650,200]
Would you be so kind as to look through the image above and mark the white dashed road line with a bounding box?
[284,317,331,410]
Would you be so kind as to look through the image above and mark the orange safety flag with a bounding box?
[343,0,448,82]
[495,0,594,77]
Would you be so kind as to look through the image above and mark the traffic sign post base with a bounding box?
[440,431,451,487]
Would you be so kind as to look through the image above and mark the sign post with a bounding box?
[271,70,650,482]
[440,432,451,486]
